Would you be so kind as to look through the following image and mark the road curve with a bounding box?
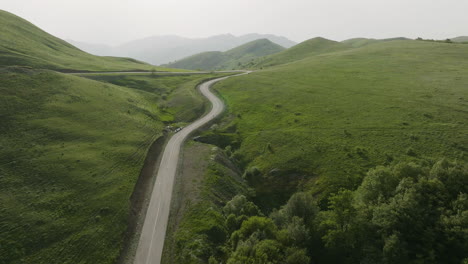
[133,72,249,264]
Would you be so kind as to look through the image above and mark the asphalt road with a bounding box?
[133,72,249,264]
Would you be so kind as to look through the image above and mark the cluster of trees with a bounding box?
[176,159,467,263]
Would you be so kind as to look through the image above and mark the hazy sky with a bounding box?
[1,0,467,45]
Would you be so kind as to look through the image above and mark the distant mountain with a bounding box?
[451,36,468,43]
[0,10,152,71]
[253,37,353,68]
[70,34,296,65]
[165,39,285,70]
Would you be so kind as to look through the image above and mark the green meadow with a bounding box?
[215,40,468,206]
[82,73,234,123]
[0,67,233,264]
[167,39,468,264]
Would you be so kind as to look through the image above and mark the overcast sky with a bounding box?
[1,0,467,45]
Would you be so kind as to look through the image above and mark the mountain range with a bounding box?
[164,38,285,70]
[68,33,296,65]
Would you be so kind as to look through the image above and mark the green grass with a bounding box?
[0,10,177,72]
[0,67,162,264]
[165,39,285,70]
[83,72,236,122]
[341,37,410,48]
[213,39,468,207]
[450,36,468,43]
[0,67,235,264]
[341,38,381,48]
[252,37,353,68]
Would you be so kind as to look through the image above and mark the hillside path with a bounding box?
[133,71,249,264]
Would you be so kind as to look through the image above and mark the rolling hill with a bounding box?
[0,10,163,71]
[249,37,413,69]
[452,36,468,43]
[252,37,353,68]
[341,37,410,48]
[341,37,380,47]
[165,39,285,70]
[170,38,468,263]
[215,39,468,200]
[69,33,296,65]
[0,67,233,264]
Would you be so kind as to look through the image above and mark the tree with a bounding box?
[224,195,261,217]
[283,192,318,225]
[285,247,310,264]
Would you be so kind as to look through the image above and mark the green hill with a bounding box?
[0,10,171,71]
[215,39,468,203]
[252,37,413,69]
[341,37,380,47]
[252,37,353,68]
[173,39,468,263]
[165,51,226,70]
[452,36,468,43]
[165,39,285,70]
[0,66,233,263]
[342,37,411,48]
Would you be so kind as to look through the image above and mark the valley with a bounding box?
[0,5,467,264]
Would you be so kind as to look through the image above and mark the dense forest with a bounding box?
[175,158,467,264]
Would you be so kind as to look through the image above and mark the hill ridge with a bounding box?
[165,38,285,70]
[69,33,296,65]
[0,10,160,71]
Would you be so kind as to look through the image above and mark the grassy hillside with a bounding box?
[0,10,171,71]
[341,37,380,47]
[252,37,352,68]
[82,72,235,122]
[213,39,468,208]
[165,51,226,71]
[0,67,233,264]
[163,38,468,264]
[452,36,468,43]
[165,39,285,70]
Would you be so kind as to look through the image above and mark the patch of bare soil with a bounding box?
[161,142,213,264]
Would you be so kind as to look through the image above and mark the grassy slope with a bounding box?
[0,67,233,264]
[341,38,380,48]
[342,37,411,48]
[82,72,235,122]
[253,37,352,68]
[214,40,468,207]
[165,39,285,70]
[222,39,285,68]
[0,10,172,71]
[164,51,226,71]
[452,36,468,43]
[0,68,162,264]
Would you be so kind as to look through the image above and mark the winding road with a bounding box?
[133,72,249,264]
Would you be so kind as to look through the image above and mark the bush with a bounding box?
[283,192,318,225]
[223,195,261,217]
